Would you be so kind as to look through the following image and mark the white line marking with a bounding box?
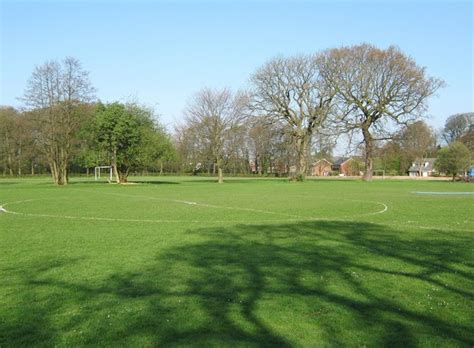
[72,189,305,219]
[412,191,474,195]
[0,192,389,224]
[358,201,388,216]
[337,199,389,217]
[0,208,310,224]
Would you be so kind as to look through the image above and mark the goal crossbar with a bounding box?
[94,166,113,182]
[373,169,386,179]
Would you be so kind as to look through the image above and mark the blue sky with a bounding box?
[1,0,473,131]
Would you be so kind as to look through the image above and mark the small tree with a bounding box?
[183,88,248,183]
[435,142,471,181]
[398,120,437,175]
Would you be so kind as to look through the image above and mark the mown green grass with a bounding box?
[1,176,473,347]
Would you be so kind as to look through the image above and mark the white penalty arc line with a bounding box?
[74,188,390,219]
[0,206,320,224]
[3,201,472,232]
[0,195,389,224]
[351,201,388,217]
[0,198,305,223]
[1,209,199,223]
[71,189,306,219]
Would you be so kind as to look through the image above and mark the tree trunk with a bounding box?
[48,147,68,185]
[112,149,120,184]
[217,158,224,183]
[50,161,60,185]
[293,135,308,181]
[362,128,374,181]
[119,172,127,183]
[56,158,68,185]
[60,163,68,185]
[218,167,224,183]
[119,167,129,183]
[31,162,35,176]
[7,153,13,176]
[17,140,22,176]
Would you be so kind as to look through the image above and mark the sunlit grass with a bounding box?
[1,176,473,346]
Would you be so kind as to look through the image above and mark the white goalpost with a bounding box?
[94,166,114,182]
[373,169,386,179]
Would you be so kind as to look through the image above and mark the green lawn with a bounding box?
[1,176,473,347]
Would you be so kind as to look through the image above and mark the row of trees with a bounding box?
[0,58,173,184]
[376,113,473,176]
[1,44,472,184]
[177,44,445,181]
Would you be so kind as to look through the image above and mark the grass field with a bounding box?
[1,176,473,347]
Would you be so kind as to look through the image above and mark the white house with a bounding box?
[408,158,437,177]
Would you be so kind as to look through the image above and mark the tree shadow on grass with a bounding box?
[1,221,473,346]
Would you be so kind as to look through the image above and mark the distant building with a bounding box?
[331,157,358,176]
[408,158,437,177]
[311,159,332,176]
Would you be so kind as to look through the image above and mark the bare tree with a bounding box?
[319,44,444,181]
[251,55,335,180]
[247,116,298,176]
[22,57,95,184]
[183,88,248,183]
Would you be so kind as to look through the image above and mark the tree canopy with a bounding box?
[435,142,471,181]
[251,54,335,180]
[93,102,172,183]
[319,44,444,180]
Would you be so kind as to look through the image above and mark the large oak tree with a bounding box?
[319,44,444,180]
[251,55,335,180]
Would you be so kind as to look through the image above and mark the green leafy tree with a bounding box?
[93,102,171,183]
[442,113,474,144]
[435,142,471,181]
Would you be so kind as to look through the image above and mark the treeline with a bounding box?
[1,44,472,184]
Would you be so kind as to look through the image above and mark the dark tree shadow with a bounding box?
[1,221,473,346]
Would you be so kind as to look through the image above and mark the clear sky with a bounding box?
[1,0,473,131]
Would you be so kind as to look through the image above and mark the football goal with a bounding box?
[94,166,114,182]
[373,169,386,179]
